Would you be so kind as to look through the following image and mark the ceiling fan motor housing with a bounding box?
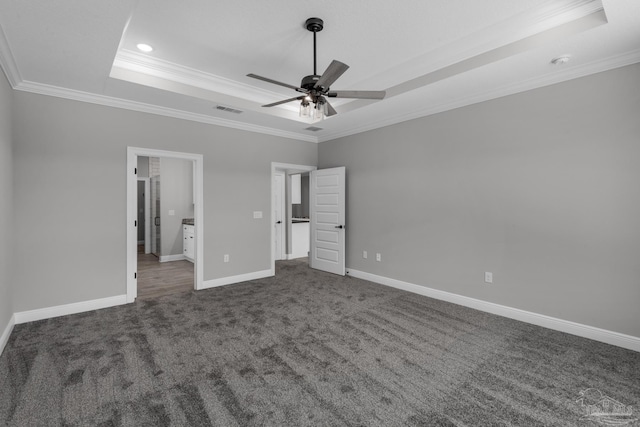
[301,75,321,90]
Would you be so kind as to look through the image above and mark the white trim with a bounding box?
[0,314,15,356]
[159,254,186,263]
[13,80,317,143]
[113,49,289,106]
[201,269,272,290]
[273,171,286,262]
[6,52,639,145]
[347,269,640,352]
[0,23,21,86]
[127,147,205,302]
[13,295,127,324]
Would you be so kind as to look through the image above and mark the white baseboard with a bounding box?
[159,254,186,263]
[0,314,15,356]
[14,294,128,324]
[201,269,272,290]
[347,269,640,353]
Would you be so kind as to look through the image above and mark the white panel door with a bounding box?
[310,167,345,275]
[274,172,285,261]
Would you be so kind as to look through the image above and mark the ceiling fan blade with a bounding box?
[247,74,302,92]
[328,90,386,99]
[262,96,305,108]
[325,101,337,117]
[314,60,349,90]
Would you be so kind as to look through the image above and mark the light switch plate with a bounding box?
[253,211,263,219]
[168,210,175,216]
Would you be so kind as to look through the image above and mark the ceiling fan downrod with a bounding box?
[305,17,324,77]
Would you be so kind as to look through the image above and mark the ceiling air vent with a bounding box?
[215,105,243,114]
[305,126,323,132]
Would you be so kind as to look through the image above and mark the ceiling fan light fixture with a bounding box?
[299,100,311,117]
[313,99,327,120]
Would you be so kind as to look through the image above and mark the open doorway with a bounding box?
[127,147,204,303]
[271,163,316,275]
[137,156,194,299]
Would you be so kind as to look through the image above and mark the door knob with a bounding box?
[335,225,344,229]
[276,221,282,224]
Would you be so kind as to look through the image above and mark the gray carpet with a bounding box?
[1,259,638,426]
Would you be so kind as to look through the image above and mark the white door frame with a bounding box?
[271,162,316,275]
[273,171,285,261]
[127,147,204,303]
[136,177,151,254]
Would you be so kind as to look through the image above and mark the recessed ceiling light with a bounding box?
[550,55,571,65]
[136,43,153,53]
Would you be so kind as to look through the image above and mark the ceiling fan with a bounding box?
[247,17,386,119]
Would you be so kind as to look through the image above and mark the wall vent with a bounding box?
[215,105,243,114]
[305,126,323,132]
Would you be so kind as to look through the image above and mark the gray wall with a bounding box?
[12,91,317,312]
[292,175,310,218]
[137,156,149,178]
[318,63,640,337]
[0,68,13,338]
[160,157,193,256]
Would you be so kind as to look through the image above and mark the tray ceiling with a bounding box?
[0,0,639,142]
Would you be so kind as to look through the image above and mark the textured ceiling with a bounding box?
[0,0,638,142]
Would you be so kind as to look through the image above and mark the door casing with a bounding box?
[273,171,285,261]
[127,147,204,303]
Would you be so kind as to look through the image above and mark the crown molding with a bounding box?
[14,80,318,143]
[317,48,640,143]
[0,21,21,86]
[113,49,286,106]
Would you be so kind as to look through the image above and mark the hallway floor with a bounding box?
[137,245,194,300]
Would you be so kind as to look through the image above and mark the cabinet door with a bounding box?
[186,232,195,260]
[183,226,195,261]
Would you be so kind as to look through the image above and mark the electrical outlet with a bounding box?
[363,251,368,259]
[224,254,229,263]
[376,253,381,262]
[484,272,493,283]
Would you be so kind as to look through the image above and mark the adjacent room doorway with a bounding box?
[127,147,204,303]
[271,163,346,276]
